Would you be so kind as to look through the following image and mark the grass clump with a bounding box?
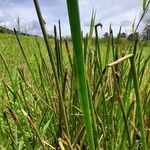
[0,0,150,149]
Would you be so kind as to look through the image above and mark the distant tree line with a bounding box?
[0,25,38,37]
[1,24,150,41]
[103,24,150,41]
[141,25,150,40]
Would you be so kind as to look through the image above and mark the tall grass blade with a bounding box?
[143,0,147,11]
[66,0,95,149]
[130,57,147,150]
[33,0,70,139]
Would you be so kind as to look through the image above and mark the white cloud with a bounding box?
[0,10,4,17]
[0,0,145,36]
[0,10,4,23]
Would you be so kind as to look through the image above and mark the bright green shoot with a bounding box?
[66,0,95,149]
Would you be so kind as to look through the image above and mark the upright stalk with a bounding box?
[130,57,147,150]
[66,0,95,149]
[33,0,70,140]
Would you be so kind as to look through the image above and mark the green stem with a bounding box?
[130,57,147,150]
[66,0,95,149]
[33,0,70,139]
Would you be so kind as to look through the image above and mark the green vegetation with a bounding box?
[0,26,33,37]
[0,0,150,149]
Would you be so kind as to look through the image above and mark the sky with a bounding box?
[0,0,149,36]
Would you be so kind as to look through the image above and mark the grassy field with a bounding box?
[0,0,150,149]
[0,32,150,149]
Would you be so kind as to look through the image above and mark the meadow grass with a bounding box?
[0,32,150,149]
[0,0,150,149]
